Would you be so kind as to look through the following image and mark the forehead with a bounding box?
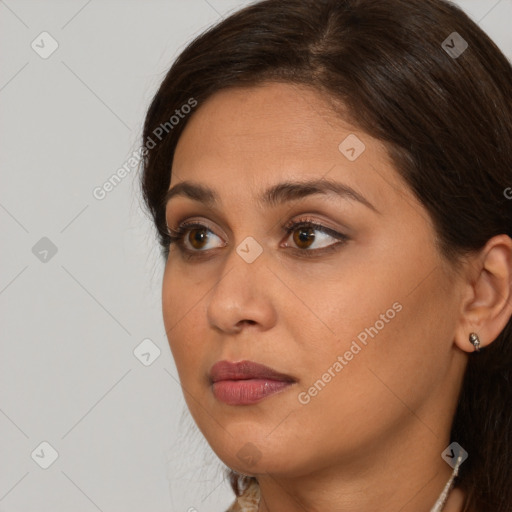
[170,82,406,212]
[174,82,355,169]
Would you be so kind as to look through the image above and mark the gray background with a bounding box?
[0,1,510,511]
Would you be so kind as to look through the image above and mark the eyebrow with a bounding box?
[163,178,378,213]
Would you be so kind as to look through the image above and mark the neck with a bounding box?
[256,423,462,512]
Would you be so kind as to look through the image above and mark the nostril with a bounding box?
[239,319,256,326]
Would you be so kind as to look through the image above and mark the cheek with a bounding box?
[288,308,423,461]
[162,264,205,379]
[296,256,452,423]
[162,260,206,331]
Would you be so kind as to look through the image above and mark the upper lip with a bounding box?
[209,360,296,383]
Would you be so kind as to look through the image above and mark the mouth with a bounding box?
[209,360,297,405]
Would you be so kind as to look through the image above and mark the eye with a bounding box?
[281,217,349,255]
[167,222,225,252]
[166,216,349,259]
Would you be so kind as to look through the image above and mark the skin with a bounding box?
[161,81,512,512]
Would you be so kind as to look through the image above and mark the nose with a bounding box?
[206,246,278,335]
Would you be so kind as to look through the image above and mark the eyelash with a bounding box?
[166,217,349,260]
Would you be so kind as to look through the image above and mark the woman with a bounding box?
[140,0,512,510]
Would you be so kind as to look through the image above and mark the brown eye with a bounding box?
[188,228,209,250]
[167,218,348,259]
[292,227,316,249]
[283,220,347,252]
[167,222,225,253]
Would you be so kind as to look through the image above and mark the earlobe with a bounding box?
[454,234,512,354]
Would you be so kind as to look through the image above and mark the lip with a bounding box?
[209,360,296,405]
[209,360,296,383]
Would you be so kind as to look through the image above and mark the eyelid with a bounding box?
[167,220,227,250]
[281,217,348,243]
[167,217,228,241]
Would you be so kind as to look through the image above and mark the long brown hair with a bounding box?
[139,1,512,510]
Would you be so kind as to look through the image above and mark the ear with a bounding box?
[454,234,512,353]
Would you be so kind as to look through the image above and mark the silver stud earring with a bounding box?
[469,332,481,352]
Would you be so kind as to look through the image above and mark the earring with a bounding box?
[469,332,481,352]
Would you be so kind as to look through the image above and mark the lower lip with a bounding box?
[212,379,294,405]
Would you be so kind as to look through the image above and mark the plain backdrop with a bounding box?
[1,1,511,511]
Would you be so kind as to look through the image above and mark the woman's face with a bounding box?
[162,82,467,477]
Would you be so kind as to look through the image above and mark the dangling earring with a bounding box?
[469,332,481,352]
